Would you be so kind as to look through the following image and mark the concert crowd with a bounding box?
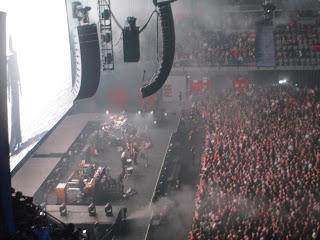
[189,85,320,239]
[176,29,256,67]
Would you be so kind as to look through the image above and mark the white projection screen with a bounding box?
[1,1,76,171]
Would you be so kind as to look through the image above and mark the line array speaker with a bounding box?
[76,24,101,100]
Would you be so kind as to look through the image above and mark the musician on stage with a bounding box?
[140,144,148,168]
[120,150,127,174]
[132,143,139,165]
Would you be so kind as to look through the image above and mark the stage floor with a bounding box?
[12,112,179,240]
[12,113,99,197]
[11,157,60,197]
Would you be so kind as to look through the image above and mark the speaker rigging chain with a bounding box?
[130,0,134,16]
[139,10,159,34]
[114,35,123,47]
[106,3,124,30]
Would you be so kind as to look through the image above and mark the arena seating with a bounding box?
[274,23,320,66]
[175,29,256,67]
[175,19,320,68]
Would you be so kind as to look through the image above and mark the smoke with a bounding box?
[281,0,319,11]
[127,197,174,220]
[127,185,195,223]
[272,12,290,26]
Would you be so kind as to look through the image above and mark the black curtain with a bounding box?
[0,11,15,237]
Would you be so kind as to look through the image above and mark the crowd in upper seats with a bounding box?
[174,12,320,68]
[175,28,256,67]
[188,85,320,239]
[274,22,320,66]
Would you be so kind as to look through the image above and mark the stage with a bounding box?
[11,111,179,239]
[11,157,60,197]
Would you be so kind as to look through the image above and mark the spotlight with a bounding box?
[72,1,82,19]
[279,79,287,85]
[106,52,113,64]
[105,203,113,216]
[138,111,141,115]
[88,203,96,216]
[39,202,47,212]
[72,2,92,23]
[59,203,67,216]
[102,9,111,20]
[103,33,112,43]
[82,230,89,238]
[106,110,110,115]
[262,0,276,20]
[82,6,92,24]
[154,120,157,125]
[150,111,154,115]
[164,112,168,117]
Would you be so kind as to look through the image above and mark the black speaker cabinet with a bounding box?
[76,24,101,100]
[123,27,140,62]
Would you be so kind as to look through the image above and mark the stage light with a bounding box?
[82,230,88,238]
[164,112,168,117]
[154,120,157,125]
[39,202,47,212]
[102,9,111,20]
[138,111,141,115]
[106,110,110,115]
[82,6,92,23]
[105,203,113,216]
[279,79,287,85]
[106,52,113,64]
[151,111,154,115]
[103,33,112,43]
[72,1,82,19]
[71,2,92,23]
[88,203,96,216]
[59,203,67,216]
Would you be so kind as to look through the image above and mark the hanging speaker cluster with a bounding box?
[76,24,101,100]
[141,2,175,98]
[123,17,140,62]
